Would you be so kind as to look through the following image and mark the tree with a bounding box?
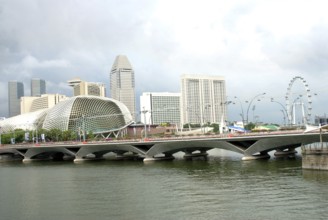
[210,123,220,133]
[245,122,256,131]
[62,130,76,141]
[47,128,63,142]
[87,130,95,141]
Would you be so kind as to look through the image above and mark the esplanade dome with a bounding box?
[0,96,133,135]
[42,96,133,134]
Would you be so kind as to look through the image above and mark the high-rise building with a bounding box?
[8,81,24,117]
[67,78,106,97]
[31,78,46,97]
[140,92,181,125]
[110,55,136,120]
[180,74,227,126]
[21,94,68,114]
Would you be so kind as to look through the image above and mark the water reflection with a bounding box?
[1,153,328,220]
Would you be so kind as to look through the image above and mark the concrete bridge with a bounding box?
[1,132,327,162]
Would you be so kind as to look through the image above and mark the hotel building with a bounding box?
[180,74,227,126]
[140,92,181,125]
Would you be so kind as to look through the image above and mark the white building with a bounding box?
[140,92,181,125]
[21,94,68,114]
[180,74,227,126]
[67,78,106,97]
[110,55,136,120]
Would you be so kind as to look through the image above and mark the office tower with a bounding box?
[140,92,181,125]
[8,81,24,117]
[31,78,46,97]
[180,74,227,126]
[67,78,106,97]
[21,94,68,114]
[110,55,136,120]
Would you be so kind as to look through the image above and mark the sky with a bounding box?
[1,0,328,124]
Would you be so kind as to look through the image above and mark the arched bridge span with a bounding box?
[1,132,327,162]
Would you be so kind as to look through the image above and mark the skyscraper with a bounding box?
[180,74,227,126]
[8,81,24,117]
[110,55,136,120]
[31,78,46,97]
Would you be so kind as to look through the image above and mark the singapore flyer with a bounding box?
[285,76,313,125]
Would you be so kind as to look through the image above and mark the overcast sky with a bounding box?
[1,0,328,124]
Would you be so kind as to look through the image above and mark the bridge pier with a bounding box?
[115,152,140,160]
[143,153,175,162]
[242,152,270,161]
[183,150,208,160]
[274,148,297,158]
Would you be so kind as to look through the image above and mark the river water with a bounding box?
[1,150,328,220]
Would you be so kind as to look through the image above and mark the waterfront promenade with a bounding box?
[1,131,327,162]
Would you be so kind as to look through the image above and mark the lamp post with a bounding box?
[35,123,38,144]
[0,126,2,146]
[141,107,148,139]
[202,104,211,133]
[280,109,286,126]
[245,92,266,124]
[234,96,245,125]
[271,98,288,126]
[82,114,86,142]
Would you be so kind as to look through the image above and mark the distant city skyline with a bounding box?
[1,0,328,124]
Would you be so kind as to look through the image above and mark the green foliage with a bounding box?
[62,130,76,141]
[210,123,220,133]
[46,128,63,141]
[160,122,171,127]
[183,123,201,129]
[87,130,95,140]
[245,122,256,131]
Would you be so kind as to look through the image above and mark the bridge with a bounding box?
[0,132,327,162]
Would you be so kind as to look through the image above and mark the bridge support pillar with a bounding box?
[22,157,33,163]
[242,152,270,161]
[274,148,297,158]
[143,154,175,162]
[73,157,86,163]
[183,150,208,160]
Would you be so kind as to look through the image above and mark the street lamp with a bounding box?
[280,109,286,125]
[141,107,148,139]
[271,98,288,126]
[82,115,86,142]
[0,126,2,146]
[234,96,245,125]
[245,92,266,124]
[202,104,211,133]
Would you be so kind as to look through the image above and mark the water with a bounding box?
[1,150,328,220]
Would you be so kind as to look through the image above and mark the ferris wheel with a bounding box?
[285,76,313,125]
